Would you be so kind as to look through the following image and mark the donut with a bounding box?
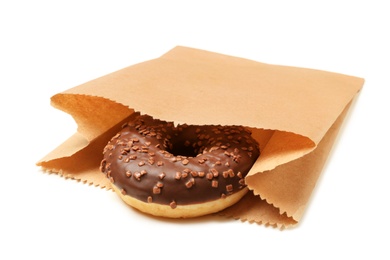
[100,113,260,218]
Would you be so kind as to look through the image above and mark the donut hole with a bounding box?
[168,141,201,158]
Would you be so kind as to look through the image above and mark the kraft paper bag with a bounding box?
[37,46,364,228]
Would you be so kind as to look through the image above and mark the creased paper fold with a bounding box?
[37,46,364,228]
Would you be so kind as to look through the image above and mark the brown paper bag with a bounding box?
[37,46,364,228]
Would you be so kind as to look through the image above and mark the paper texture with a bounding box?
[37,46,364,228]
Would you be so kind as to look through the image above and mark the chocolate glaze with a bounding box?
[100,113,260,207]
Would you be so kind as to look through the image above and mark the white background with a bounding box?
[1,1,389,259]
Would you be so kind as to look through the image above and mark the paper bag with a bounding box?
[37,46,364,228]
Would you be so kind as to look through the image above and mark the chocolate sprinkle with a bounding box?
[170,200,177,209]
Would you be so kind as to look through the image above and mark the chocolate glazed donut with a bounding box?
[100,113,260,218]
